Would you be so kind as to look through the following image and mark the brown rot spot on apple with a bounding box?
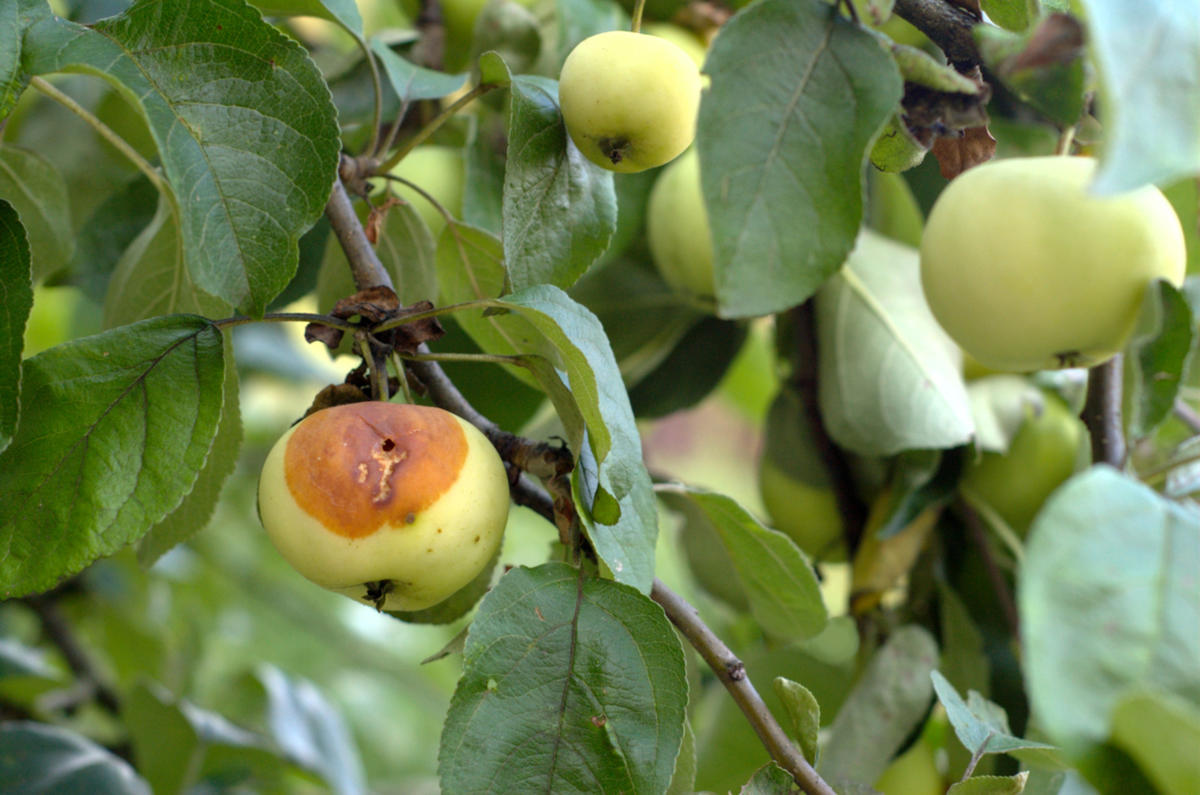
[474,535,481,544]
[283,403,469,538]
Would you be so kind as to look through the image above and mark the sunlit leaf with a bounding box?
[440,563,687,794]
[0,315,224,597]
[23,0,341,315]
[698,0,902,317]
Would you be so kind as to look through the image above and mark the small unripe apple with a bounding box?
[647,147,715,298]
[558,31,701,173]
[961,391,1084,536]
[920,156,1186,372]
[258,402,510,611]
[874,738,943,795]
[759,458,846,562]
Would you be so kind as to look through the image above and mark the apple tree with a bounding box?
[1,0,1199,792]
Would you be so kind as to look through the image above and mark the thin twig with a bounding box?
[891,0,982,66]
[1173,398,1200,434]
[1082,356,1125,467]
[651,580,837,795]
[25,596,122,716]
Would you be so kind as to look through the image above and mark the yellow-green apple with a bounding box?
[920,156,1186,371]
[558,31,701,173]
[647,147,715,298]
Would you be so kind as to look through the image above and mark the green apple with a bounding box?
[961,392,1084,535]
[920,156,1186,372]
[759,458,846,562]
[441,0,537,72]
[647,148,715,298]
[258,401,510,611]
[388,145,465,241]
[642,22,707,68]
[558,31,701,173]
[874,738,943,795]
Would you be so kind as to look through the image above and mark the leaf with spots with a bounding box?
[439,563,687,794]
[21,0,341,316]
[0,315,225,597]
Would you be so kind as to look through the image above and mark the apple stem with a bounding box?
[630,0,646,33]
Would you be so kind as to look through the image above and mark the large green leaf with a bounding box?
[659,486,827,641]
[0,146,73,281]
[816,231,973,455]
[22,0,340,315]
[0,199,31,455]
[698,0,902,317]
[496,285,656,590]
[439,563,687,794]
[0,722,151,794]
[503,75,616,291]
[102,196,231,328]
[137,339,241,566]
[818,625,939,786]
[0,315,225,597]
[1019,466,1200,748]
[1081,0,1200,192]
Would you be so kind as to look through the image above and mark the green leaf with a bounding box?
[257,665,366,795]
[660,487,827,641]
[1081,0,1200,192]
[740,762,799,794]
[1019,466,1200,747]
[0,722,151,794]
[1123,279,1194,440]
[463,112,506,235]
[495,285,656,589]
[503,75,616,291]
[666,719,697,795]
[932,670,1056,758]
[0,199,31,455]
[1109,689,1200,795]
[477,50,513,88]
[0,315,224,597]
[947,773,1031,795]
[698,0,902,317]
[23,0,341,315]
[774,677,821,765]
[251,0,363,35]
[137,339,241,566]
[370,39,468,101]
[981,0,1040,31]
[436,221,544,388]
[0,146,73,282]
[628,317,746,418]
[975,16,1086,127]
[69,175,159,304]
[553,0,626,73]
[102,197,232,328]
[818,625,939,786]
[440,563,687,794]
[816,231,973,455]
[574,441,658,593]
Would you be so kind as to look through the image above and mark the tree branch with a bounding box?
[25,595,121,716]
[651,580,837,795]
[892,0,982,66]
[1082,356,1125,467]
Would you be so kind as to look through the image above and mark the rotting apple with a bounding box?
[920,156,1186,372]
[558,31,701,173]
[258,401,511,611]
[647,147,715,299]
